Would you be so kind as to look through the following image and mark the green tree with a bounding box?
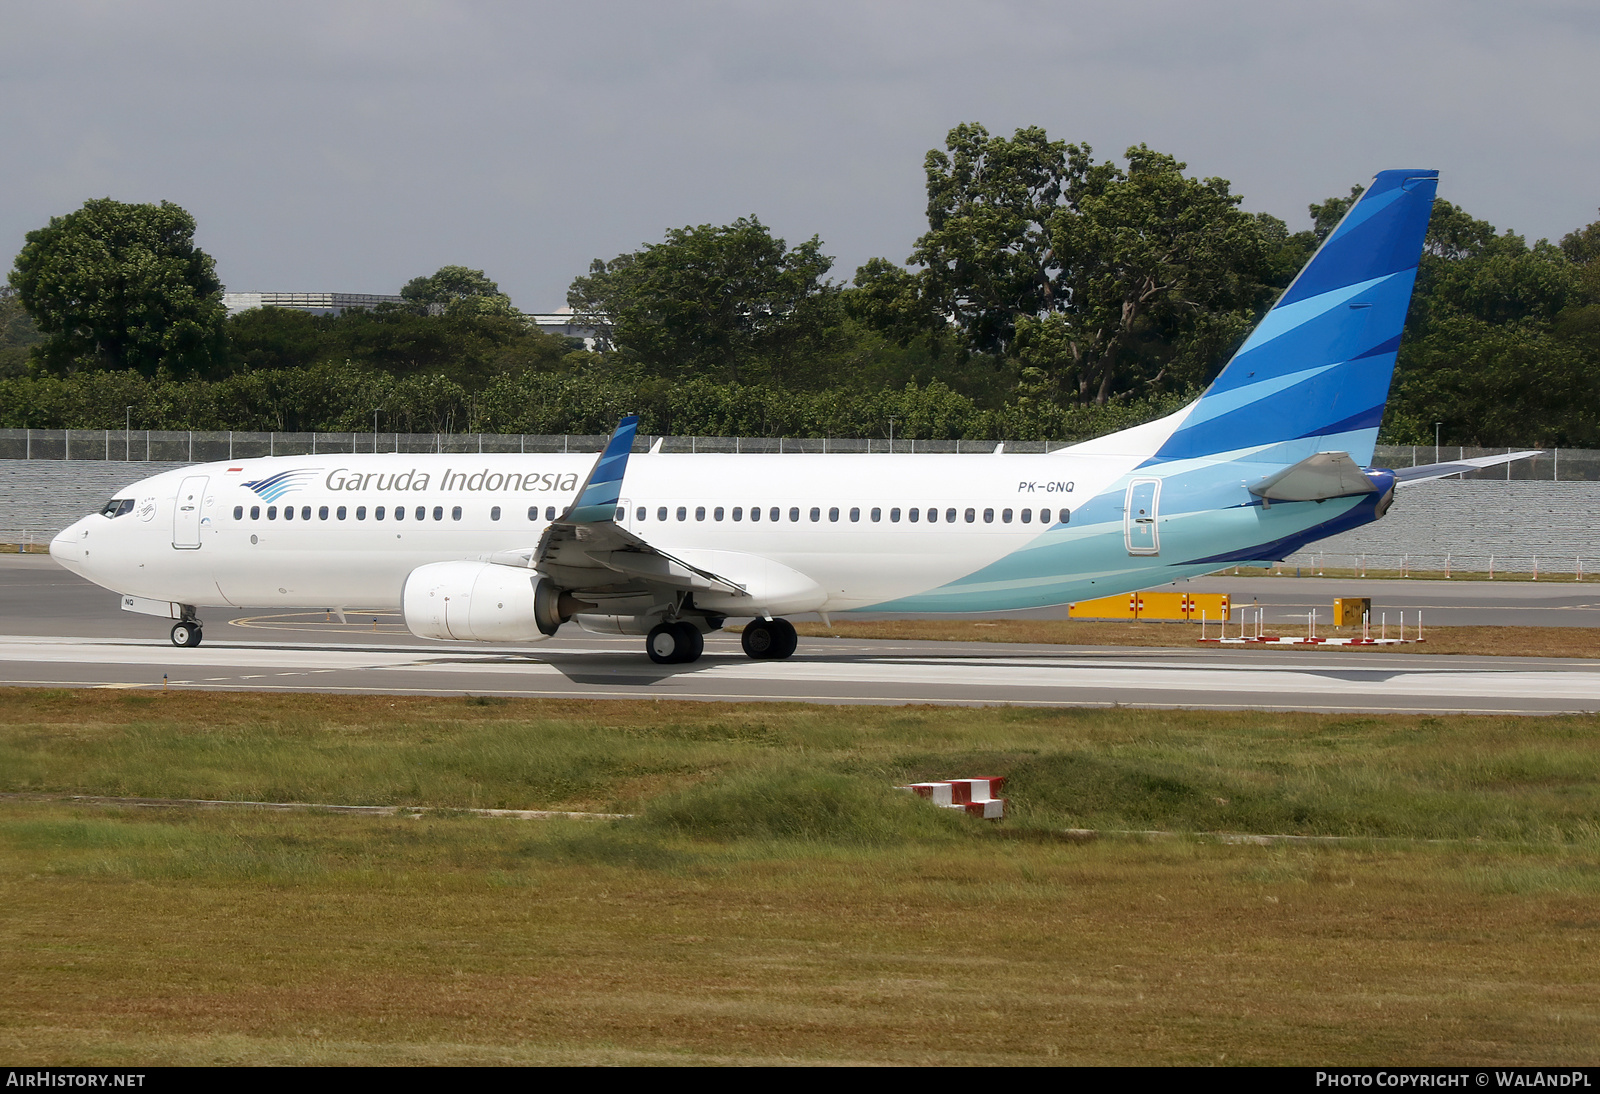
[568,216,842,385]
[1385,201,1594,445]
[0,284,43,378]
[400,265,516,317]
[8,198,226,377]
[908,126,1274,403]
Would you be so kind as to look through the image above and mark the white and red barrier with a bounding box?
[897,776,1007,819]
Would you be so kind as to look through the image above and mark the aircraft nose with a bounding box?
[50,520,88,573]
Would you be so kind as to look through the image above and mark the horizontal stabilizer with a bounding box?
[1393,450,1544,484]
[1249,451,1377,502]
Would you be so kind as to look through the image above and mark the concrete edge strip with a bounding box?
[0,791,631,821]
[1051,827,1522,847]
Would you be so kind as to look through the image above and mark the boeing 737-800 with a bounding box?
[48,169,1530,664]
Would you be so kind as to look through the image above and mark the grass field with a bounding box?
[2,690,1597,1065]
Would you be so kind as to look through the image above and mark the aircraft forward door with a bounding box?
[172,475,209,549]
[1124,478,1160,556]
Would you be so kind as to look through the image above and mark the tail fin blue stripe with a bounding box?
[1154,169,1437,465]
[566,415,640,523]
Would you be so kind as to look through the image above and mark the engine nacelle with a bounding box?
[402,561,578,642]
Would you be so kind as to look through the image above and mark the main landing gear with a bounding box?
[646,621,705,665]
[643,617,798,664]
[170,621,203,648]
[740,618,797,660]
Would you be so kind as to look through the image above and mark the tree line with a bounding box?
[5,127,1598,445]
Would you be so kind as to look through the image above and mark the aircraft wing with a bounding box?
[1393,450,1544,484]
[488,416,748,600]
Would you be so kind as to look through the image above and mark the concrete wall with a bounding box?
[1283,479,1600,573]
[0,461,192,544]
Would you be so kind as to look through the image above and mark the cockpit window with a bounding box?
[100,498,134,519]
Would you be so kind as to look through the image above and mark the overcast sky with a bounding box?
[3,1,1597,311]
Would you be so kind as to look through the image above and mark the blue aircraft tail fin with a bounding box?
[1155,170,1438,466]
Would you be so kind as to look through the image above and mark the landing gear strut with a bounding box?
[170,621,203,648]
[741,618,797,660]
[646,621,705,665]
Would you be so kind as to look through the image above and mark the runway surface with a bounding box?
[4,555,1600,713]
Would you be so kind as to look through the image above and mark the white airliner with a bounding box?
[49,171,1535,664]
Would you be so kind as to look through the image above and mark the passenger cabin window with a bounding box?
[337,506,347,520]
[319,505,329,520]
[357,506,367,520]
[284,506,295,521]
[871,507,881,522]
[909,508,919,522]
[268,506,278,520]
[714,506,724,521]
[233,505,243,520]
[433,506,443,521]
[395,506,405,521]
[100,498,134,519]
[1021,509,1032,523]
[527,506,538,521]
[250,506,260,520]
[849,507,859,522]
[636,507,645,521]
[452,506,462,521]
[696,506,706,521]
[829,507,840,522]
[810,507,821,522]
[415,507,425,520]
[1002,509,1013,523]
[489,506,499,521]
[966,508,976,523]
[375,506,385,520]
[947,508,958,523]
[790,507,801,522]
[733,507,744,521]
[677,506,687,521]
[545,506,556,521]
[926,508,936,523]
[889,508,900,522]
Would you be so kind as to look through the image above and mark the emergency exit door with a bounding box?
[1124,478,1161,556]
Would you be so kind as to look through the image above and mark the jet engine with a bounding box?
[401,562,589,642]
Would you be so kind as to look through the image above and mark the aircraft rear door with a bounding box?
[1124,478,1160,556]
[172,475,209,549]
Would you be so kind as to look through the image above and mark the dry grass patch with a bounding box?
[785,619,1600,658]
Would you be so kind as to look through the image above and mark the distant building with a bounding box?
[222,292,404,317]
[524,307,598,348]
[222,294,599,349]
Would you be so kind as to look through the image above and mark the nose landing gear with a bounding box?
[170,621,203,648]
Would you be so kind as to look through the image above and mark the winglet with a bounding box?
[566,415,640,523]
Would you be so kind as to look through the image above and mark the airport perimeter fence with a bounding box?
[0,428,1076,461]
[0,428,1593,477]
[1242,551,1599,579]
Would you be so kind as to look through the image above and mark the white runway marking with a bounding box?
[2,634,1600,710]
